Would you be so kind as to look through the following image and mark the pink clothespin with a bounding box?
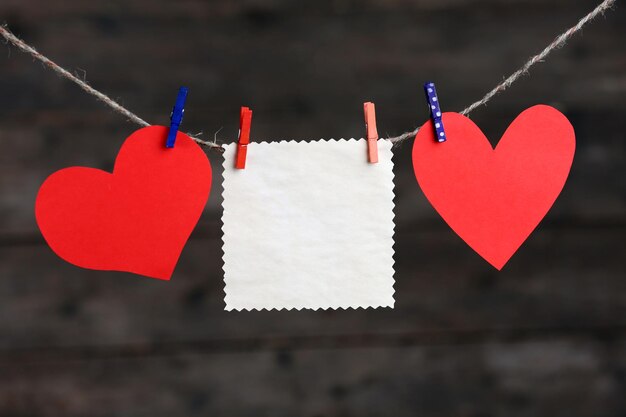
[363,102,379,163]
[235,107,253,169]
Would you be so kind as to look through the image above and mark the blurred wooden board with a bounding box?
[0,224,623,350]
[0,339,624,417]
[0,0,624,415]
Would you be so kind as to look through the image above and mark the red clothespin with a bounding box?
[363,102,379,163]
[235,107,253,169]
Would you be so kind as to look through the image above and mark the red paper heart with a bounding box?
[35,126,212,280]
[413,105,575,269]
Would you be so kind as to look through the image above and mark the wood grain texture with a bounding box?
[0,339,624,417]
[0,0,624,415]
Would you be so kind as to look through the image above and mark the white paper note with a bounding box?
[222,139,395,311]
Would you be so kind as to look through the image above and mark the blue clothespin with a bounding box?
[424,82,446,143]
[166,86,189,148]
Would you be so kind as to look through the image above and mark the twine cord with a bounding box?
[384,0,616,144]
[0,0,617,150]
[0,24,223,152]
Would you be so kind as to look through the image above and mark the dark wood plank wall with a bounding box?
[0,0,624,416]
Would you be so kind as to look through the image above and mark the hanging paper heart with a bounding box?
[412,105,575,269]
[35,126,212,280]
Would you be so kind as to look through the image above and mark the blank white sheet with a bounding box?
[222,139,395,310]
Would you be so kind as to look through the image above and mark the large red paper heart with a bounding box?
[36,126,212,280]
[413,105,575,269]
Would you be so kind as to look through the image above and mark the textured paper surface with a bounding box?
[222,139,395,311]
[413,105,575,270]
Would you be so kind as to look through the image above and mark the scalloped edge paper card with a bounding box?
[222,139,395,311]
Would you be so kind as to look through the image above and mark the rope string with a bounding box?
[0,0,617,150]
[0,25,223,152]
[385,0,617,144]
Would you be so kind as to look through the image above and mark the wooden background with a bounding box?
[0,0,625,415]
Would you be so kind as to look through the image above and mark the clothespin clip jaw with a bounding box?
[363,102,379,164]
[424,82,446,143]
[166,86,189,148]
[235,106,253,169]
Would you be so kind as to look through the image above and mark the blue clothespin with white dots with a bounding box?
[424,82,446,143]
[166,86,189,148]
